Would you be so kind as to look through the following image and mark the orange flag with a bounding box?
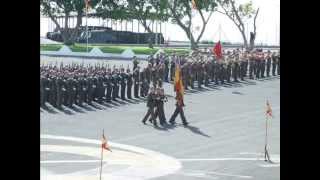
[102,133,112,152]
[266,100,273,118]
[174,61,184,98]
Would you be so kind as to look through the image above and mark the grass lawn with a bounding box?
[99,46,126,54]
[132,47,159,55]
[40,44,190,55]
[164,48,189,55]
[69,44,93,52]
[40,44,62,51]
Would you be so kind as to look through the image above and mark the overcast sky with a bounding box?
[40,0,279,45]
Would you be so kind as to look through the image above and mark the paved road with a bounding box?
[41,76,280,180]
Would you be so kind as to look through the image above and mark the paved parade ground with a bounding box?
[40,57,280,179]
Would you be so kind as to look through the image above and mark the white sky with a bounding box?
[40,0,279,45]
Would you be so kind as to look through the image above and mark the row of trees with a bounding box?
[40,0,259,50]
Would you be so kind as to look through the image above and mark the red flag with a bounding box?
[102,133,112,152]
[213,41,222,60]
[266,100,273,118]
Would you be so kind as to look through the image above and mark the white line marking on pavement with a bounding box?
[179,170,252,179]
[41,134,182,180]
[179,158,264,161]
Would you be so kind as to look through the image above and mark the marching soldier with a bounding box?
[152,87,168,126]
[142,87,157,126]
[169,92,188,126]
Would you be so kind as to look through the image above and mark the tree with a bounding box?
[40,0,100,45]
[166,0,218,49]
[216,0,259,50]
[96,0,170,47]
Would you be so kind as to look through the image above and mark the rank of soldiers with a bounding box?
[40,48,280,110]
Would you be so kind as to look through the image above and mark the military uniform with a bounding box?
[169,92,188,126]
[126,70,133,99]
[277,54,280,75]
[140,70,146,97]
[133,68,140,98]
[40,75,46,107]
[120,70,127,100]
[142,89,157,126]
[226,59,232,83]
[266,54,272,77]
[164,58,169,82]
[249,55,255,79]
[105,73,112,102]
[260,55,266,78]
[56,76,63,108]
[272,53,277,76]
[111,72,119,101]
[170,59,175,81]
[152,88,168,126]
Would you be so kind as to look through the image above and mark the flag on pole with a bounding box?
[266,100,273,118]
[174,61,184,98]
[213,41,222,60]
[191,0,197,9]
[102,133,112,152]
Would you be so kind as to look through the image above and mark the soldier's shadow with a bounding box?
[58,106,74,115]
[80,104,97,111]
[145,124,169,131]
[41,104,59,114]
[183,125,211,138]
[123,99,139,104]
[240,80,257,85]
[70,105,86,113]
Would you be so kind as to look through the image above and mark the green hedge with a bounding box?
[164,49,189,55]
[99,46,126,54]
[69,45,93,52]
[40,44,62,51]
[132,47,159,55]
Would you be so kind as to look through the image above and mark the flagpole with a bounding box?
[99,129,104,180]
[264,110,270,162]
[190,10,192,50]
[86,5,89,54]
